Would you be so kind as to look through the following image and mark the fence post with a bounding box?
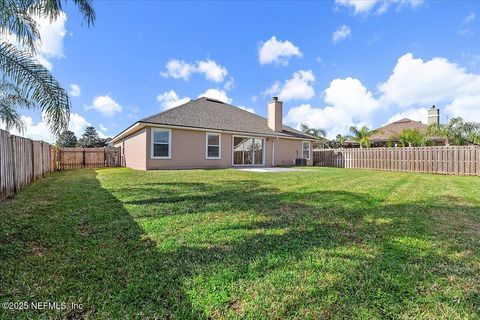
[31,139,35,181]
[10,135,17,193]
[58,148,61,171]
[40,142,44,178]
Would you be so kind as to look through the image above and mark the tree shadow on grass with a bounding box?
[1,169,479,319]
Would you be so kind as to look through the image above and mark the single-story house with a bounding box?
[369,118,431,147]
[368,106,443,147]
[338,106,443,148]
[111,97,316,170]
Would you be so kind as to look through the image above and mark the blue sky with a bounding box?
[6,0,480,141]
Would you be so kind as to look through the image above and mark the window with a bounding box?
[302,141,310,160]
[233,136,264,165]
[206,133,221,159]
[151,128,171,159]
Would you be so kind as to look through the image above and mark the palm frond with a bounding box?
[0,102,25,132]
[28,0,95,26]
[0,0,40,52]
[0,42,70,136]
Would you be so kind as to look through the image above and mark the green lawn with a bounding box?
[1,168,479,319]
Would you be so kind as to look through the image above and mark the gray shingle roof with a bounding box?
[139,97,315,139]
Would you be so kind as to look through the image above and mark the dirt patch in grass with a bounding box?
[30,242,46,257]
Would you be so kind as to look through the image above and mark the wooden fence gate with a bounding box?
[55,147,122,170]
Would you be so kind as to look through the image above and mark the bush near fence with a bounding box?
[0,129,123,201]
[313,146,480,176]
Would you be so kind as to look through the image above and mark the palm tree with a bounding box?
[300,123,328,149]
[300,123,327,139]
[334,134,352,148]
[349,126,377,149]
[0,0,95,136]
[463,121,480,145]
[0,79,33,132]
[426,117,479,146]
[392,128,424,147]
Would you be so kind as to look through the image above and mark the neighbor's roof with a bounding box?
[370,118,428,141]
[114,97,315,141]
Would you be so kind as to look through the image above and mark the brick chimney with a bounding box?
[268,97,283,132]
[428,105,440,125]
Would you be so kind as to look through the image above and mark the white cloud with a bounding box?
[34,12,67,59]
[33,12,68,70]
[445,96,480,122]
[69,84,81,97]
[378,53,475,108]
[335,0,378,14]
[335,0,423,15]
[196,59,228,82]
[224,77,235,91]
[459,12,476,36]
[85,95,123,117]
[198,88,232,104]
[68,113,92,137]
[160,59,195,81]
[332,25,351,44]
[238,106,256,114]
[285,77,378,139]
[264,70,315,101]
[462,12,476,25]
[0,112,91,143]
[379,53,480,122]
[258,36,302,66]
[156,90,190,110]
[99,123,108,132]
[161,59,228,82]
[384,107,428,125]
[1,12,68,70]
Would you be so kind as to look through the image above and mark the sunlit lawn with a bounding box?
[1,167,479,319]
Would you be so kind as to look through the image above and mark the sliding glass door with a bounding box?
[233,136,264,166]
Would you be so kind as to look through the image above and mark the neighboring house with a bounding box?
[368,106,443,147]
[369,118,430,146]
[111,97,316,170]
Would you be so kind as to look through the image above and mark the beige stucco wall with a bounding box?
[114,128,147,170]
[146,127,233,169]
[116,125,312,170]
[273,139,312,166]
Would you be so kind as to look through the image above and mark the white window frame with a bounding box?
[205,132,221,160]
[302,141,310,160]
[151,128,171,159]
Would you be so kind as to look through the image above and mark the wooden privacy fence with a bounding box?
[0,129,53,200]
[1,128,123,200]
[313,146,480,176]
[53,147,122,171]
